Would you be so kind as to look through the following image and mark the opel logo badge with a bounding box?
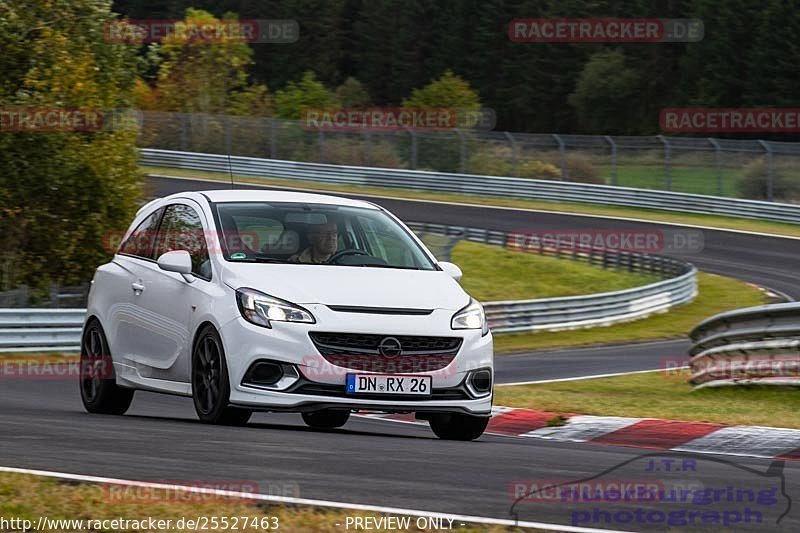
[378,337,402,357]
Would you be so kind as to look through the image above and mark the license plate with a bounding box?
[346,374,431,396]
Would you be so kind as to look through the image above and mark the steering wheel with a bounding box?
[326,249,370,264]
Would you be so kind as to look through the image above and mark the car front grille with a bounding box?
[308,332,462,373]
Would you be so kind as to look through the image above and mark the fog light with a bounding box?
[247,361,284,385]
[242,360,299,390]
[466,368,492,398]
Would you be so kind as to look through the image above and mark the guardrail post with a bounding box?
[708,138,723,196]
[758,140,775,202]
[553,134,568,180]
[657,135,671,191]
[505,131,518,177]
[604,135,618,185]
[407,128,417,170]
[455,129,467,173]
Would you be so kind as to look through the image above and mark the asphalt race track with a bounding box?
[2,174,799,530]
[3,377,798,530]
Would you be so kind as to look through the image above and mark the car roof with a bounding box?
[164,189,379,209]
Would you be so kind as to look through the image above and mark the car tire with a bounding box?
[429,413,489,441]
[301,409,350,429]
[192,325,252,426]
[79,319,134,415]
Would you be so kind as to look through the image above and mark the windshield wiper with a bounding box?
[233,256,292,264]
[349,263,423,270]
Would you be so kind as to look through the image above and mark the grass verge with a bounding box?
[493,369,800,429]
[0,472,523,532]
[493,272,767,353]
[451,241,656,301]
[143,165,800,238]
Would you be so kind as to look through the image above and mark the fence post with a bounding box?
[180,113,188,151]
[604,135,618,185]
[224,115,232,156]
[364,130,372,167]
[553,134,568,180]
[269,119,277,159]
[657,135,672,191]
[504,131,518,176]
[455,129,467,173]
[407,128,417,170]
[318,130,325,163]
[707,138,723,196]
[758,140,775,202]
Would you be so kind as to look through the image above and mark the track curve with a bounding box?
[2,174,799,530]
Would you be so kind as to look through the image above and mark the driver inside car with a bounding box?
[289,219,339,263]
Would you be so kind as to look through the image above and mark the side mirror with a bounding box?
[438,261,462,281]
[157,250,195,282]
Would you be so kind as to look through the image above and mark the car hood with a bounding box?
[221,263,470,310]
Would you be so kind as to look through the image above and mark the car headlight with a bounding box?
[451,298,489,336]
[236,288,315,328]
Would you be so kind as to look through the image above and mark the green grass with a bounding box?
[493,272,767,353]
[451,241,656,301]
[0,472,519,532]
[142,165,800,238]
[494,369,800,428]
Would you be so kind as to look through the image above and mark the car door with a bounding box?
[130,200,215,383]
[107,206,164,365]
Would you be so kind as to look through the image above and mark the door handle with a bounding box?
[131,282,145,294]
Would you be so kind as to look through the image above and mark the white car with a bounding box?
[81,190,493,440]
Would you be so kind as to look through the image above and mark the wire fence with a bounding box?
[137,111,800,202]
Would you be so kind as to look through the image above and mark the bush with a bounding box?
[564,153,604,184]
[737,159,800,201]
[468,145,560,179]
[319,138,404,168]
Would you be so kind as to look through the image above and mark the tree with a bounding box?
[402,70,481,111]
[335,77,371,108]
[274,71,337,119]
[146,9,256,114]
[0,0,142,292]
[568,50,641,134]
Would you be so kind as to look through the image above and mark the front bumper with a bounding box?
[218,305,493,415]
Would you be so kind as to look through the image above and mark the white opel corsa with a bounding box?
[81,190,493,440]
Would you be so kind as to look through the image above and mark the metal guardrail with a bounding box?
[141,148,800,224]
[412,223,697,333]
[0,223,697,352]
[0,309,85,353]
[688,302,800,388]
[139,112,800,201]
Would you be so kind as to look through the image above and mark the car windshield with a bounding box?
[214,202,436,270]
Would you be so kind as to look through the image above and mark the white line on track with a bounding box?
[150,173,800,241]
[0,465,631,533]
[496,366,688,387]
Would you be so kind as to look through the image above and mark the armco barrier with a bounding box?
[412,223,697,333]
[688,302,800,388]
[0,224,697,352]
[0,309,85,353]
[141,148,800,224]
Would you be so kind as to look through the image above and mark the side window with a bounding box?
[155,204,212,280]
[119,208,163,259]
